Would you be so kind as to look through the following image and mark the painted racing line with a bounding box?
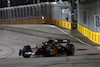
[51,25,100,50]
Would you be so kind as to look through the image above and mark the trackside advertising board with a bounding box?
[77,23,100,45]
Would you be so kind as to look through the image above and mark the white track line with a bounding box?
[50,25,100,50]
[56,26,100,50]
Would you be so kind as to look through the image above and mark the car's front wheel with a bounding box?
[22,45,32,58]
[47,45,57,56]
[19,49,22,56]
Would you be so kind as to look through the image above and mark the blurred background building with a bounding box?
[0,0,77,24]
[0,0,77,9]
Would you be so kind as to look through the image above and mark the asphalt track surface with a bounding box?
[0,24,100,67]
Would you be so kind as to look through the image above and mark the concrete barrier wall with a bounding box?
[77,0,100,45]
[77,23,100,45]
[78,0,100,33]
[45,19,71,29]
[0,19,71,30]
[0,1,71,29]
[0,19,45,24]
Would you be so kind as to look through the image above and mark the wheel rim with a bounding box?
[53,47,57,56]
[50,48,57,56]
[72,45,75,54]
[50,49,53,55]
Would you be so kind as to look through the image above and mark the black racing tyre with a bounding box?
[42,45,53,57]
[22,45,32,58]
[19,49,22,56]
[65,44,75,56]
[47,45,57,56]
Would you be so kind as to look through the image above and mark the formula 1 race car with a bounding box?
[19,39,75,58]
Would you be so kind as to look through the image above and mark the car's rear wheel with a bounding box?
[65,44,75,56]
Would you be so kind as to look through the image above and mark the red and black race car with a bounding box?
[19,39,75,58]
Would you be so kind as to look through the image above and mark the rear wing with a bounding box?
[54,39,70,43]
